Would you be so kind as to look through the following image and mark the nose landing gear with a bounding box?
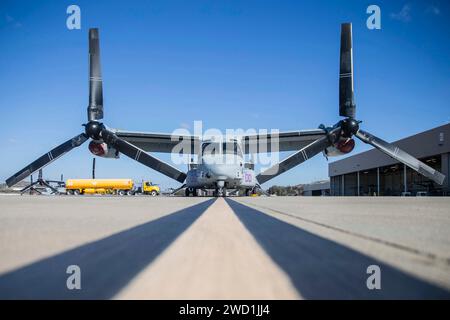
[213,187,225,197]
[214,180,226,197]
[185,187,197,197]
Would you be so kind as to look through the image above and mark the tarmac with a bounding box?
[0,194,449,299]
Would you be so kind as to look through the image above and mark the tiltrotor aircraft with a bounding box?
[6,24,445,196]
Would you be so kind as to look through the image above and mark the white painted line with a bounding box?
[116,198,299,299]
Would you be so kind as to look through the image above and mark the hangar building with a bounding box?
[302,180,330,196]
[328,123,450,196]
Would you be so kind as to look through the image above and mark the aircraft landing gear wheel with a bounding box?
[216,180,226,197]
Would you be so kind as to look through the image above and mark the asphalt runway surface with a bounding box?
[0,194,449,299]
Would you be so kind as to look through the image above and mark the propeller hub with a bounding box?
[340,118,359,138]
[84,121,104,140]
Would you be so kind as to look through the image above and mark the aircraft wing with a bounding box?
[242,129,327,153]
[115,130,200,154]
[115,128,327,154]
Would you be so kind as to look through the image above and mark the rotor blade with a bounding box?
[88,28,104,121]
[5,133,88,187]
[257,127,341,184]
[355,129,445,185]
[339,23,356,118]
[101,129,187,183]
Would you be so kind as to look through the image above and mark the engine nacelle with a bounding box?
[325,137,355,157]
[88,141,119,158]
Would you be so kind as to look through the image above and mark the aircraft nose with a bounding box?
[206,164,236,179]
[208,164,229,177]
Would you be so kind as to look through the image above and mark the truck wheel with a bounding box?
[74,190,81,196]
[118,190,125,196]
[151,190,157,196]
[66,190,74,195]
[127,190,133,196]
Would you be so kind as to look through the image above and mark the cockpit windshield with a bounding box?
[202,141,242,156]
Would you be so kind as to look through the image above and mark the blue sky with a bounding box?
[0,0,449,189]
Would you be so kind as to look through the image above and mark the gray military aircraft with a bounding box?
[5,24,445,196]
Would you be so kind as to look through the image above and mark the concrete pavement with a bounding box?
[117,198,299,299]
[0,195,449,299]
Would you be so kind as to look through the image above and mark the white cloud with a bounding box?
[4,14,22,28]
[390,4,412,22]
[426,5,440,15]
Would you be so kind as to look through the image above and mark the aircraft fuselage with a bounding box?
[184,140,257,195]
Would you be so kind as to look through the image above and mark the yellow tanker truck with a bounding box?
[65,179,160,196]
